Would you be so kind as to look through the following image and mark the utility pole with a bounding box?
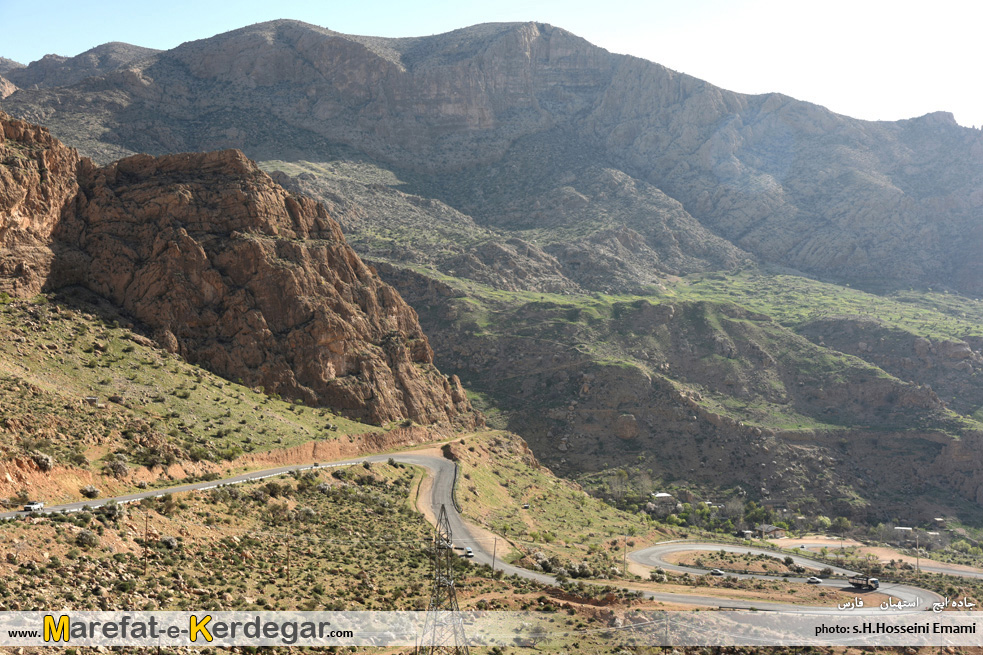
[915,531,920,573]
[143,511,149,576]
[418,505,470,654]
[895,526,918,573]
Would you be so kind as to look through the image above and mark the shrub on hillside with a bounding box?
[76,530,98,548]
[103,454,128,479]
[30,452,54,472]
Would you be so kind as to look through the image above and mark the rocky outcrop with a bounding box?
[0,115,83,295]
[0,112,477,427]
[0,76,15,99]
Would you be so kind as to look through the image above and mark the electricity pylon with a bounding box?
[417,504,470,654]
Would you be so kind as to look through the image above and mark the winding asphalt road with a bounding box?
[632,542,858,577]
[630,542,941,612]
[2,451,950,612]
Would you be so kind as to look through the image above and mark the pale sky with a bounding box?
[1,0,980,127]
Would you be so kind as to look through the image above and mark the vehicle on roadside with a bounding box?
[806,576,823,584]
[22,501,44,512]
[464,547,474,558]
[710,568,725,576]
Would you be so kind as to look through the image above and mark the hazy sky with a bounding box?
[2,0,980,127]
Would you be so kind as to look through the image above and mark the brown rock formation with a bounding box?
[0,112,477,427]
[0,116,82,295]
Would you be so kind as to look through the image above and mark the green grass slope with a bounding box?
[0,289,380,497]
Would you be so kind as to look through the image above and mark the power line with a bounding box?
[418,504,470,655]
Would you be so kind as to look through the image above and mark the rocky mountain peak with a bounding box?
[0,58,23,75]
[6,42,160,89]
[904,110,959,127]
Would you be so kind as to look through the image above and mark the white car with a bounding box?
[22,501,44,512]
[710,568,725,576]
[806,576,823,584]
[464,547,474,558]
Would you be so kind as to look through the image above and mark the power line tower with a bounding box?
[417,504,470,655]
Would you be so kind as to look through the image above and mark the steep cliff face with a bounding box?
[0,116,82,295]
[0,113,476,427]
[151,21,614,167]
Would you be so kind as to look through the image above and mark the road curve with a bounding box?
[3,451,946,612]
[630,542,941,613]
[631,542,858,577]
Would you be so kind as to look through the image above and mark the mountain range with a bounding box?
[5,20,983,294]
[4,20,983,522]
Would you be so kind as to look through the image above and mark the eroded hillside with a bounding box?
[382,265,983,523]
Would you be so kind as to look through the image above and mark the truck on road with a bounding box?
[848,575,879,590]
